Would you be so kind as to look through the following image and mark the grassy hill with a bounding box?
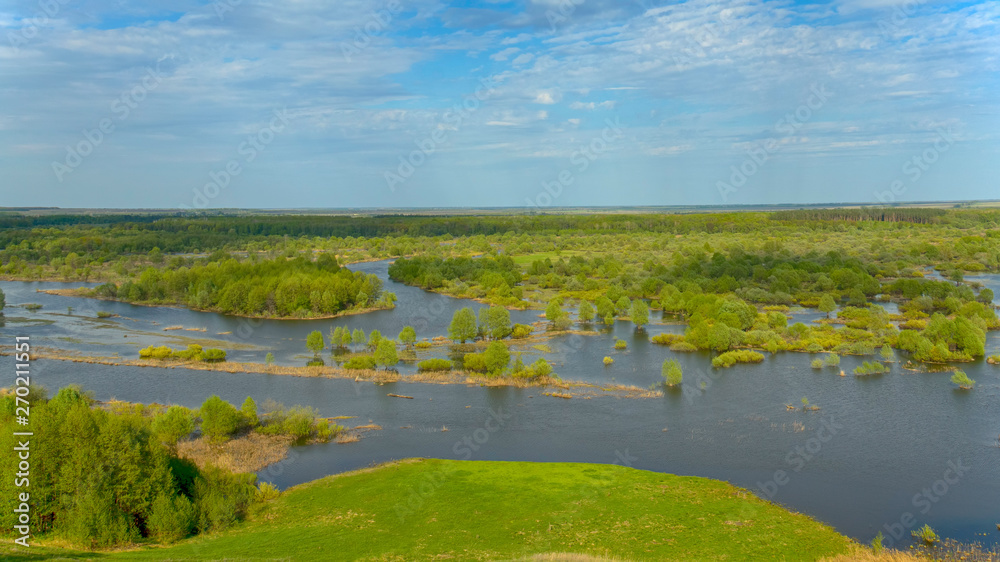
[7,458,855,561]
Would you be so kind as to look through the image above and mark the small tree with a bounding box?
[950,370,975,390]
[398,326,417,348]
[616,296,631,314]
[240,396,259,427]
[449,307,478,343]
[630,300,650,331]
[578,301,595,323]
[824,353,840,367]
[199,395,243,442]
[152,405,194,447]
[374,339,399,370]
[367,329,383,351]
[818,294,836,318]
[545,298,565,326]
[330,326,343,348]
[306,331,325,357]
[483,341,510,376]
[879,345,895,362]
[486,305,512,340]
[352,328,366,349]
[662,359,682,386]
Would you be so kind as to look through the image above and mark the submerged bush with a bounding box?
[712,350,765,368]
[342,355,376,370]
[650,333,683,346]
[614,339,627,350]
[417,358,453,372]
[603,356,614,366]
[853,361,889,376]
[950,370,975,389]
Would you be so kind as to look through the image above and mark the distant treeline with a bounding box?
[770,208,948,224]
[2,210,999,274]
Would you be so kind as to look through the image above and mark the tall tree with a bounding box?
[818,294,837,318]
[374,339,399,370]
[449,307,478,343]
[398,326,417,348]
[306,331,325,356]
[630,300,650,331]
[486,305,512,340]
[578,300,595,323]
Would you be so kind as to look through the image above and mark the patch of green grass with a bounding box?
[80,458,851,561]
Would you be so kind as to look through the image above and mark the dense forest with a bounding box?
[0,387,335,547]
[86,254,392,318]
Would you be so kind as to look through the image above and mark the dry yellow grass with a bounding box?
[10,348,665,399]
[177,433,294,473]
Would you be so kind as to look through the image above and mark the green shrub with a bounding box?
[950,370,975,389]
[255,482,280,502]
[140,345,175,360]
[282,405,318,439]
[417,358,453,372]
[912,524,938,545]
[200,348,227,362]
[342,355,376,370]
[670,341,698,352]
[662,359,682,386]
[853,361,889,376]
[614,339,627,350]
[712,350,765,368]
[823,353,840,367]
[97,311,115,318]
[483,341,510,375]
[415,341,433,349]
[147,494,196,543]
[603,356,614,366]
[175,344,203,360]
[462,352,487,372]
[650,333,683,345]
[152,405,195,446]
[511,323,533,338]
[199,395,244,442]
[811,359,823,369]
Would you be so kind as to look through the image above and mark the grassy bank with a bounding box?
[6,458,858,560]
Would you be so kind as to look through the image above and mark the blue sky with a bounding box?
[1,0,998,209]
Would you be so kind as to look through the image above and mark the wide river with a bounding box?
[1,260,998,549]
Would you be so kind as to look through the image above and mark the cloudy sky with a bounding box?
[1,0,998,209]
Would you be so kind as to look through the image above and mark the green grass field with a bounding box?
[6,458,854,561]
